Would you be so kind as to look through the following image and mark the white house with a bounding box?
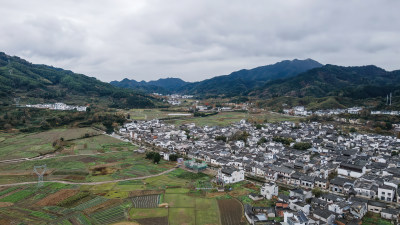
[260,183,278,200]
[337,162,366,178]
[378,185,396,202]
[217,167,244,184]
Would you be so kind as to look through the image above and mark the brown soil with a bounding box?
[218,199,246,225]
[36,189,79,206]
[228,189,249,198]
[129,190,164,197]
[206,192,226,198]
[84,199,122,214]
[158,203,169,208]
[78,156,97,163]
[0,202,14,207]
[0,219,11,225]
[244,183,259,191]
[135,217,168,225]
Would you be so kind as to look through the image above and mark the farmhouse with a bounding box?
[260,183,278,200]
[217,167,244,184]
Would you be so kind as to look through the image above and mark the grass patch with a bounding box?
[196,198,220,225]
[105,190,129,199]
[362,212,391,225]
[165,188,190,194]
[164,194,195,208]
[169,208,195,225]
[130,208,168,219]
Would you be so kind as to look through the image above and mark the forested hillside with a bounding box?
[0,52,157,108]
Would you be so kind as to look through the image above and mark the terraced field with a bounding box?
[132,195,160,208]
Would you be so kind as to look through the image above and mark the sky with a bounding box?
[0,0,399,82]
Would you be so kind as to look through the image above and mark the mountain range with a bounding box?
[1,51,399,110]
[110,77,189,94]
[111,59,323,97]
[112,59,400,108]
[0,52,157,108]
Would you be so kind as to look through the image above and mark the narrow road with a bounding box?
[0,168,176,187]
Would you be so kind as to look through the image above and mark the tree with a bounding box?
[293,142,312,150]
[153,153,161,164]
[169,154,179,161]
[328,171,338,180]
[146,151,156,159]
[215,135,227,142]
[312,188,323,198]
[257,137,267,145]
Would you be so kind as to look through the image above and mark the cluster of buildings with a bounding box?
[283,106,364,116]
[24,102,87,112]
[118,118,400,224]
[164,94,195,105]
[371,110,400,116]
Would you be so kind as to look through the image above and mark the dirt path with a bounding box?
[0,168,176,187]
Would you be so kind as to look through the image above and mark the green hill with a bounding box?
[178,59,322,97]
[0,52,157,108]
[254,64,400,98]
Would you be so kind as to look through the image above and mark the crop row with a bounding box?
[73,196,108,211]
[76,213,93,225]
[0,190,34,203]
[0,187,19,197]
[29,210,57,220]
[132,195,160,208]
[90,205,126,224]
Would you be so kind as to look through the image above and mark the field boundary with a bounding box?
[0,168,176,187]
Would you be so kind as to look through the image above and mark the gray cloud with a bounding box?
[0,0,399,82]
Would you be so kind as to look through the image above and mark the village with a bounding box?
[118,118,400,224]
[24,102,87,112]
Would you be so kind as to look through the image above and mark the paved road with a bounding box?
[0,168,176,187]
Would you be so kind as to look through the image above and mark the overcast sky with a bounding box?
[1,0,399,82]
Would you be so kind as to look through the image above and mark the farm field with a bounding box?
[0,139,174,185]
[0,126,255,224]
[165,111,300,127]
[123,108,191,121]
[0,166,252,225]
[0,127,101,160]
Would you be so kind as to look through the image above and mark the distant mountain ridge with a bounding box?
[177,59,323,97]
[111,59,323,97]
[0,52,157,108]
[253,64,400,99]
[110,77,189,94]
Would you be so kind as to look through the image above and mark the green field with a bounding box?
[0,125,256,224]
[164,194,196,208]
[195,198,221,225]
[0,128,101,159]
[130,208,168,219]
[169,208,196,225]
[165,111,299,127]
